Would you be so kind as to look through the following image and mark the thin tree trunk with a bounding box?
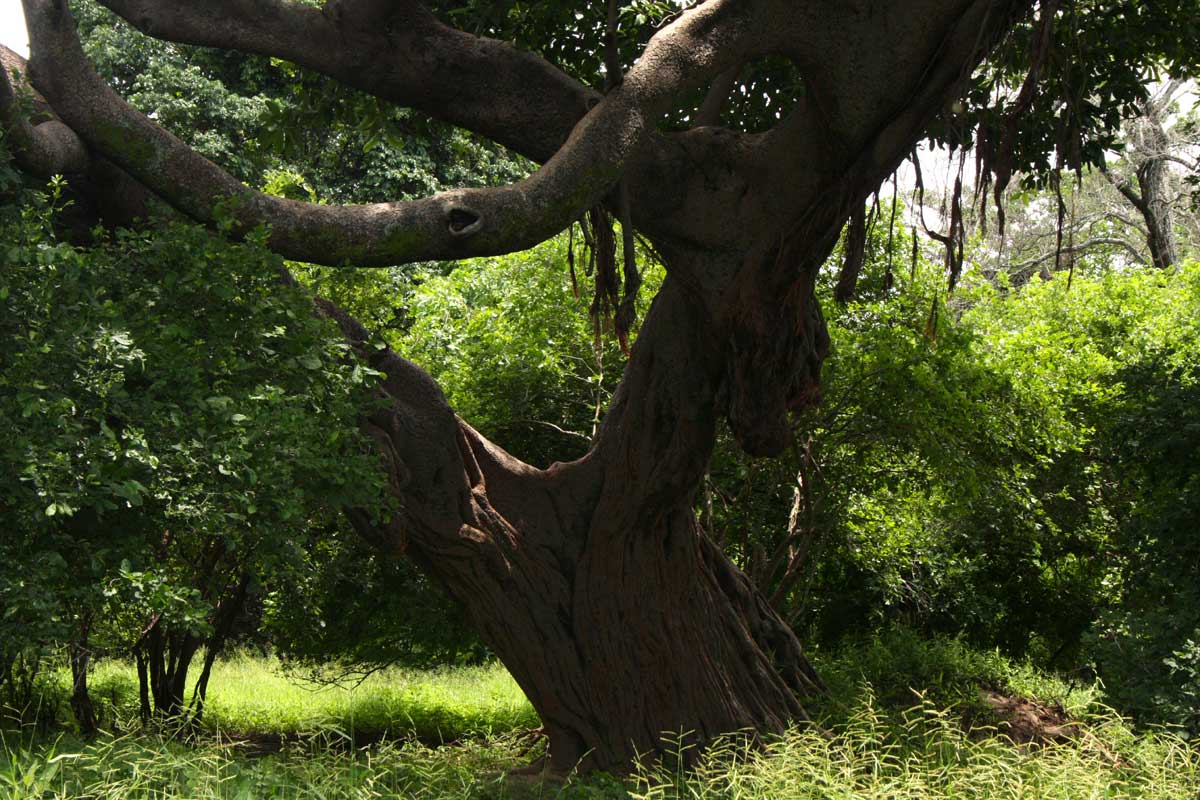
[135,646,150,723]
[189,574,250,725]
[69,618,98,736]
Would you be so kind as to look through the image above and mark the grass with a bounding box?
[199,655,537,742]
[63,655,539,744]
[2,632,1198,799]
[812,627,1100,719]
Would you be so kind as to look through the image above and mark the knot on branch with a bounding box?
[722,278,828,458]
[447,205,483,236]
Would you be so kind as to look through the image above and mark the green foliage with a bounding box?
[6,3,534,690]
[973,263,1200,730]
[935,0,1200,188]
[708,203,1200,736]
[387,235,661,467]
[707,219,1105,657]
[262,521,488,671]
[74,0,529,196]
[0,170,386,714]
[791,244,1200,728]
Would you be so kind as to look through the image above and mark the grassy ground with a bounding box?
[2,633,1198,799]
[76,656,539,744]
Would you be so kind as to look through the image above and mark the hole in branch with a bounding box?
[447,206,482,236]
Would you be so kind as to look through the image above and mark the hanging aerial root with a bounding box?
[984,0,1060,237]
[722,243,829,458]
[614,181,641,356]
[566,202,641,356]
[834,205,867,303]
[911,148,965,291]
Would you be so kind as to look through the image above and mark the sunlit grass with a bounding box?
[812,628,1100,719]
[199,653,537,741]
[4,638,1197,799]
[74,653,538,744]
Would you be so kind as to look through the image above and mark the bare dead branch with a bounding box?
[1007,235,1147,274]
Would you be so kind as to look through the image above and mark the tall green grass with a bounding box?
[49,654,538,744]
[2,704,1196,799]
[631,702,1200,800]
[0,729,531,799]
[3,636,1197,799]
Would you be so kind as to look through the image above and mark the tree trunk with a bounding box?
[68,618,98,736]
[135,646,150,723]
[189,574,250,725]
[1138,153,1178,270]
[335,260,829,772]
[1130,92,1180,270]
[138,620,198,720]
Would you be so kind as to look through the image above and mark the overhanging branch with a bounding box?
[24,0,757,268]
[95,0,595,164]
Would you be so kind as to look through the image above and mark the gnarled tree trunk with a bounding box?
[331,273,825,767]
[11,0,1037,774]
[332,268,829,771]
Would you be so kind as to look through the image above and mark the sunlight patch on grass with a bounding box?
[200,653,537,741]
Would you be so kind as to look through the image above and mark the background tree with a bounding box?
[0,162,389,730]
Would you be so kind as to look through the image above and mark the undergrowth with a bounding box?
[1,633,1196,799]
[812,627,1098,720]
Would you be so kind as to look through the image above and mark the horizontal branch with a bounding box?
[24,0,754,267]
[1007,236,1147,274]
[96,0,595,164]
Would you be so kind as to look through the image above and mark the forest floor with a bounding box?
[2,633,1198,799]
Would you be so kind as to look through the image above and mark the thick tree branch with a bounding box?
[96,0,595,164]
[0,44,88,175]
[24,0,757,267]
[698,0,1033,456]
[1104,166,1148,213]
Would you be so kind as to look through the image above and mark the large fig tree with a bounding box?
[5,0,1192,773]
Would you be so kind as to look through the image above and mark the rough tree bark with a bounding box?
[12,0,1034,772]
[1108,82,1184,271]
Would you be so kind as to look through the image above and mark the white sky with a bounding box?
[1,4,28,56]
